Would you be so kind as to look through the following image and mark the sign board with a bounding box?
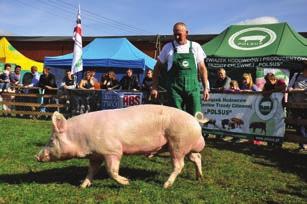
[202,93,285,142]
[100,91,143,110]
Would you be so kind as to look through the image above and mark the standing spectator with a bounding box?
[38,67,57,112]
[288,65,307,151]
[0,63,11,92]
[240,73,259,91]
[263,73,286,92]
[142,69,153,102]
[120,68,139,91]
[214,68,231,91]
[101,70,120,90]
[225,80,240,93]
[151,22,209,116]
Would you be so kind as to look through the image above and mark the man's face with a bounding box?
[15,67,21,74]
[217,70,226,79]
[173,25,188,44]
[127,70,132,77]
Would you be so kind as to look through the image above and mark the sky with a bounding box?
[0,0,307,36]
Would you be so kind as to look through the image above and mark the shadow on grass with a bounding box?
[0,165,159,187]
[206,138,307,182]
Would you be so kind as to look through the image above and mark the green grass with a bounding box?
[0,117,306,204]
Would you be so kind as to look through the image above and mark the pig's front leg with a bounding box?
[81,158,103,188]
[104,155,129,185]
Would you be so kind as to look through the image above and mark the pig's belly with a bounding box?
[121,133,167,155]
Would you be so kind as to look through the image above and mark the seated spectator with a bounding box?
[288,65,307,151]
[22,65,40,88]
[61,69,77,90]
[241,73,259,91]
[88,69,100,89]
[142,69,153,102]
[100,70,120,90]
[214,68,231,91]
[38,67,57,92]
[79,71,95,89]
[120,68,139,91]
[0,63,11,92]
[263,73,286,92]
[9,65,22,88]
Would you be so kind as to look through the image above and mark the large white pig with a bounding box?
[36,104,206,188]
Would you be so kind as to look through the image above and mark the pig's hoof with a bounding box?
[80,180,92,188]
[163,181,172,189]
[117,177,130,185]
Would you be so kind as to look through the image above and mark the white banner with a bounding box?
[202,93,285,140]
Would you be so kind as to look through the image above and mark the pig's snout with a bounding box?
[36,149,50,162]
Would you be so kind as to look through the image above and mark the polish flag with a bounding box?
[71,5,83,74]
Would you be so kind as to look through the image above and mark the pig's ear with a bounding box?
[52,111,67,133]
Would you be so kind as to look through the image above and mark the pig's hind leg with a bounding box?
[81,158,103,188]
[104,155,129,185]
[188,152,203,180]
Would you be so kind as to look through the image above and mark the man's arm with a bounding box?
[198,61,210,101]
[151,59,164,98]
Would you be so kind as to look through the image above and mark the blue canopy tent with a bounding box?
[44,38,156,72]
[44,38,156,86]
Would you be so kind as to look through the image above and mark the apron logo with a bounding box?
[228,27,276,50]
[182,60,189,68]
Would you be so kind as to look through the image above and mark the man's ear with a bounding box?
[52,111,67,133]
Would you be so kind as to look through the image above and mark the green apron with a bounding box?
[167,41,201,116]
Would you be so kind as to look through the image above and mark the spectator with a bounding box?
[38,67,57,92]
[78,71,96,113]
[214,68,231,91]
[79,71,95,89]
[120,68,139,91]
[37,67,57,112]
[100,70,120,90]
[9,65,22,87]
[60,69,77,90]
[225,80,240,93]
[288,65,307,151]
[22,65,40,88]
[88,69,100,89]
[240,73,259,91]
[0,63,11,92]
[142,69,153,102]
[263,73,286,92]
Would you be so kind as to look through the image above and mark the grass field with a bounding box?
[0,117,306,204]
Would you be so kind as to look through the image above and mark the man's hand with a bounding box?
[203,89,210,101]
[151,89,158,99]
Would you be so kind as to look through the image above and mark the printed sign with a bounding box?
[202,93,285,140]
[101,91,143,109]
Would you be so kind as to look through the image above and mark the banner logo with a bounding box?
[254,96,277,120]
[228,27,276,50]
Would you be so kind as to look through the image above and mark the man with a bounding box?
[151,22,209,116]
[120,68,139,91]
[214,68,231,90]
